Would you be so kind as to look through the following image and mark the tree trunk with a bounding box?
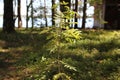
[93,1,104,29]
[31,0,34,28]
[74,0,78,29]
[18,0,22,28]
[81,0,87,29]
[3,0,15,33]
[26,0,28,29]
[52,0,55,26]
[44,0,48,27]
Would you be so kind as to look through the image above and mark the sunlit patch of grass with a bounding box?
[16,29,120,79]
[109,67,120,80]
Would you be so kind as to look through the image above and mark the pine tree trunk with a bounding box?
[81,0,87,29]
[18,0,22,28]
[74,0,78,29]
[31,0,34,28]
[52,0,55,26]
[3,0,15,33]
[26,1,29,29]
[44,0,48,27]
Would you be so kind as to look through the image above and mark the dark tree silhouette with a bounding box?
[52,0,55,26]
[31,0,34,28]
[81,0,87,29]
[18,0,22,28]
[74,0,78,29]
[3,0,15,33]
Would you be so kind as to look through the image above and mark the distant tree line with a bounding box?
[2,0,120,33]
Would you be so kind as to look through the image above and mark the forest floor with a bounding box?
[0,28,120,80]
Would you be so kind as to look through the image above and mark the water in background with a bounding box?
[0,16,94,28]
[0,16,3,27]
[0,0,94,28]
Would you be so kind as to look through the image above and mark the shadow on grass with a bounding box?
[0,30,49,49]
[0,51,19,79]
[0,29,51,79]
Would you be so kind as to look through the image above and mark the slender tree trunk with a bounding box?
[81,0,87,29]
[74,0,78,29]
[26,0,28,29]
[18,0,22,28]
[31,0,34,28]
[44,0,48,27]
[26,0,33,29]
[3,0,15,33]
[52,0,55,26]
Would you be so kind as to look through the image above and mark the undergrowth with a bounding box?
[0,29,120,80]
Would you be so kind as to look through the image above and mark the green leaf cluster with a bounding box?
[61,29,81,43]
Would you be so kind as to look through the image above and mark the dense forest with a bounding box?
[0,0,120,80]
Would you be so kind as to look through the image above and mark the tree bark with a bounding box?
[31,0,34,28]
[44,0,48,27]
[81,0,87,29]
[3,0,15,33]
[74,0,78,29]
[18,0,22,28]
[52,0,55,26]
[26,0,29,29]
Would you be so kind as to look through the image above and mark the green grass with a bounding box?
[0,28,120,80]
